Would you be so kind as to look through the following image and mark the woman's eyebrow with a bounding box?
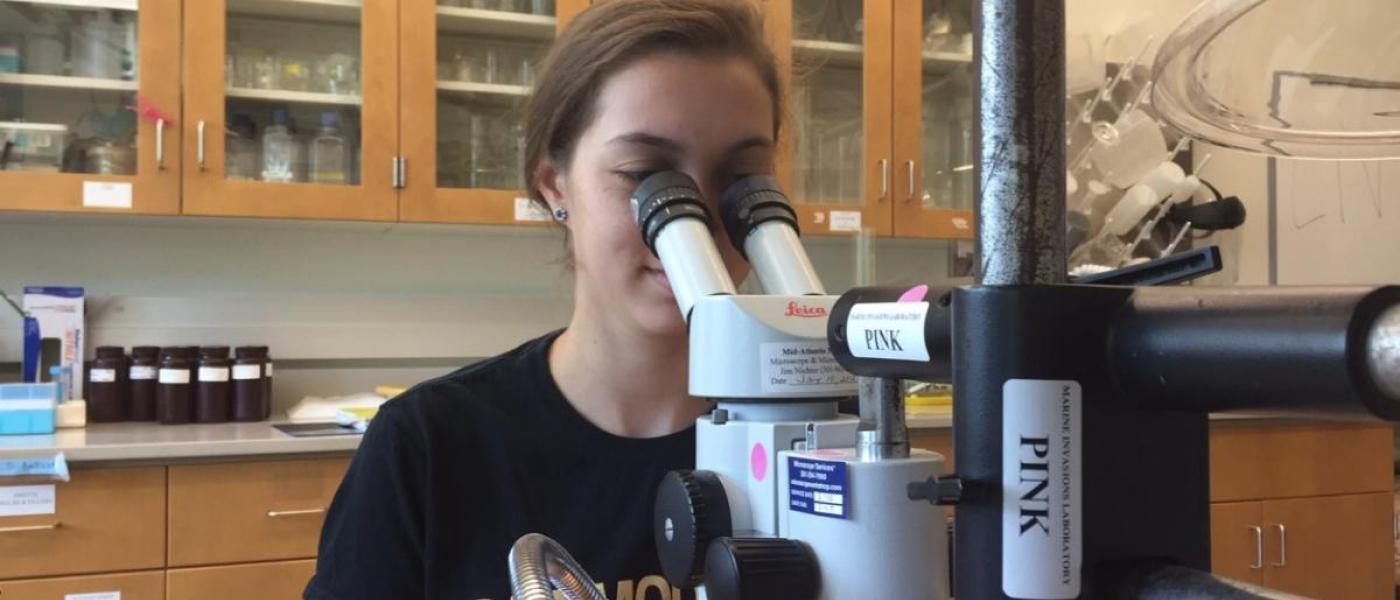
[605,132,774,154]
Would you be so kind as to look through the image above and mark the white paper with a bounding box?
[1002,379,1082,599]
[158,368,190,385]
[514,197,550,222]
[89,368,117,383]
[66,592,121,600]
[759,341,855,394]
[82,181,133,209]
[232,364,262,380]
[129,366,157,380]
[845,302,931,362]
[828,210,862,232]
[198,367,230,382]
[0,484,56,517]
[952,216,971,231]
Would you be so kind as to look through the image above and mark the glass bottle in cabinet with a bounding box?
[310,111,349,185]
[790,0,865,206]
[260,108,298,183]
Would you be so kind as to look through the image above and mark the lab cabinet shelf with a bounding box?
[436,80,530,99]
[226,86,362,106]
[436,6,555,40]
[792,39,863,69]
[0,0,138,11]
[923,51,971,74]
[0,72,138,92]
[228,0,361,24]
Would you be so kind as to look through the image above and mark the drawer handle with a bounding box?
[1248,526,1263,570]
[266,508,326,518]
[0,522,61,534]
[1272,523,1287,567]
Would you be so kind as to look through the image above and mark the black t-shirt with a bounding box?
[305,331,697,600]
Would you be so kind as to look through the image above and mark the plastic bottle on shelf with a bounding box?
[310,112,349,185]
[261,109,297,183]
[129,345,159,421]
[88,346,128,423]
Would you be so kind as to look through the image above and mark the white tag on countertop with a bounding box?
[514,197,550,222]
[82,181,132,209]
[0,484,56,517]
[829,210,862,232]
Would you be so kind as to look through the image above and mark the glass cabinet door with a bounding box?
[183,0,398,220]
[772,0,892,236]
[892,0,975,239]
[0,0,180,214]
[399,0,585,224]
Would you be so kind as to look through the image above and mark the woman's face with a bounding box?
[539,54,775,338]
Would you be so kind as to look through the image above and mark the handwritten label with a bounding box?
[760,341,855,394]
[0,484,56,517]
[514,197,550,222]
[82,181,132,209]
[829,210,862,232]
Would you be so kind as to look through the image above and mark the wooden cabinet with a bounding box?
[167,559,316,600]
[0,467,165,580]
[168,457,349,566]
[0,0,181,215]
[1209,501,1264,585]
[0,570,164,600]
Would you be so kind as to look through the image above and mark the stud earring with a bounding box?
[552,207,568,222]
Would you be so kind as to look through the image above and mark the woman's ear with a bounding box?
[534,158,568,215]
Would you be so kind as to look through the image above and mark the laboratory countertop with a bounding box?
[0,421,362,465]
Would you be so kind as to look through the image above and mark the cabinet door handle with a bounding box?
[1249,526,1263,569]
[878,159,889,200]
[905,160,916,202]
[155,118,166,169]
[1272,523,1287,567]
[196,120,207,170]
[0,522,61,534]
[266,508,326,518]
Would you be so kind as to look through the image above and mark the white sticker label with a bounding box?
[846,302,931,362]
[514,197,551,222]
[130,366,157,380]
[952,216,971,230]
[66,592,121,600]
[82,181,133,209]
[829,210,862,232]
[158,368,190,384]
[233,364,262,380]
[265,362,274,377]
[760,341,855,394]
[89,368,117,383]
[1002,379,1082,599]
[198,367,230,382]
[0,484,56,517]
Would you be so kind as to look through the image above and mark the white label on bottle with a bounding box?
[82,181,132,209]
[89,368,117,383]
[233,364,262,380]
[759,341,855,394]
[158,369,190,384]
[198,367,230,382]
[0,484,56,517]
[845,302,931,362]
[514,197,550,222]
[829,210,862,232]
[130,366,157,380]
[66,592,120,600]
[1002,379,1082,599]
[265,362,273,377]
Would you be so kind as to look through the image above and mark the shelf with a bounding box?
[228,0,361,24]
[0,72,138,92]
[437,6,555,40]
[923,51,972,74]
[0,0,138,11]
[792,39,863,69]
[226,86,362,106]
[436,80,530,98]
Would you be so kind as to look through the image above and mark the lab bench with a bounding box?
[0,419,1392,599]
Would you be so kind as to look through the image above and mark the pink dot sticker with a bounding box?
[898,284,929,303]
[750,442,768,482]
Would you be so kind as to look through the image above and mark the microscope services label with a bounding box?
[1002,379,1082,599]
[787,457,848,519]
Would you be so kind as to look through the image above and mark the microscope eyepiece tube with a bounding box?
[719,176,826,296]
[632,171,738,321]
[1370,304,1400,401]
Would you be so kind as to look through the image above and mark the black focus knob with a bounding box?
[704,537,820,600]
[654,469,732,588]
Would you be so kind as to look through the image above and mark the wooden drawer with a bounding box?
[167,559,315,600]
[0,467,165,579]
[168,458,349,566]
[0,570,164,600]
[1210,421,1393,502]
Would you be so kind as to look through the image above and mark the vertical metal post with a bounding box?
[975,0,1067,285]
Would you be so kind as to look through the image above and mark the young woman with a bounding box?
[305,1,783,598]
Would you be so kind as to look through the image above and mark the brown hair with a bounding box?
[523,0,783,209]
